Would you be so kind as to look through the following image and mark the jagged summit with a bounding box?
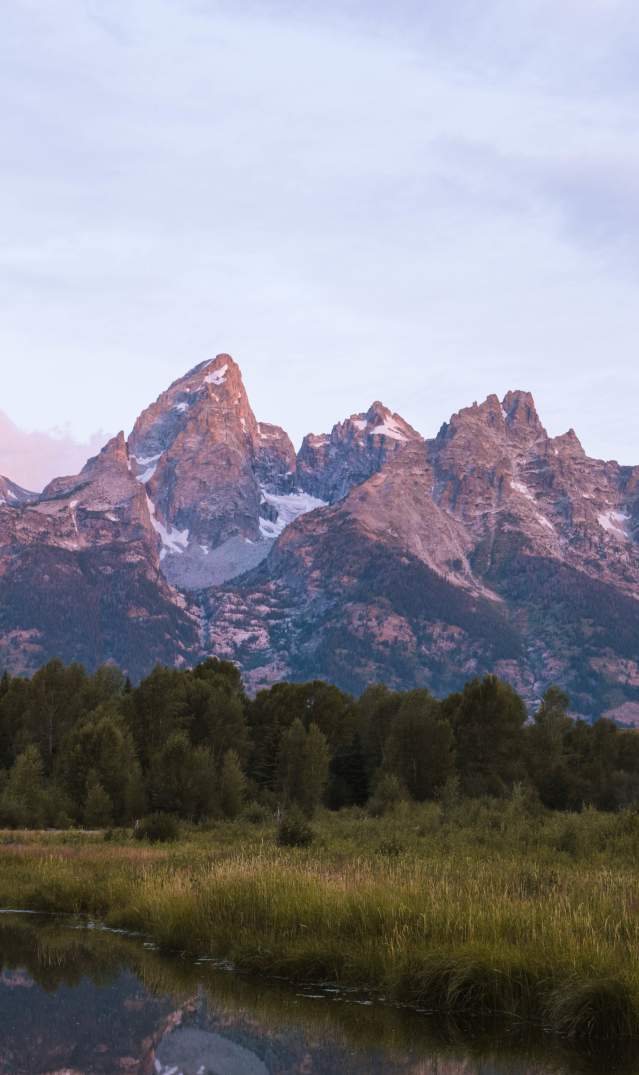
[125,354,323,590]
[297,400,422,503]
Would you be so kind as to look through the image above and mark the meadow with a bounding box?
[1,798,639,1044]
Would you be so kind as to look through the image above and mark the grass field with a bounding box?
[1,799,639,1042]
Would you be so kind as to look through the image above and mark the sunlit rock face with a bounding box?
[3,357,639,716]
[127,354,323,589]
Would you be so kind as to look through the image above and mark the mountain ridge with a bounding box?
[2,353,639,722]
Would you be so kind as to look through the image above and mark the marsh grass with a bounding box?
[2,802,639,1040]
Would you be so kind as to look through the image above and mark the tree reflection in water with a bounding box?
[0,914,634,1075]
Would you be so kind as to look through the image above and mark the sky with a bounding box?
[2,0,639,489]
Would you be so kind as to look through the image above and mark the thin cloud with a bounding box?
[0,412,106,492]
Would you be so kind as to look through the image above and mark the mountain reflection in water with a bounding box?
[0,913,632,1075]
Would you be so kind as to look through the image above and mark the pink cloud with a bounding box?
[0,411,107,492]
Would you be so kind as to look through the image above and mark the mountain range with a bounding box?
[2,353,639,722]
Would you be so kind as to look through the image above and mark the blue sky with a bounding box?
[2,0,639,488]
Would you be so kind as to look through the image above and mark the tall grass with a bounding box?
[2,802,639,1040]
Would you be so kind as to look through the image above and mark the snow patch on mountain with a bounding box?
[369,419,407,441]
[205,364,228,386]
[146,495,189,559]
[132,453,161,484]
[259,488,327,539]
[511,480,536,502]
[598,510,631,539]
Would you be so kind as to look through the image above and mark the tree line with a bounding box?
[0,659,638,828]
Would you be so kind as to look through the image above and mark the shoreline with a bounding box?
[1,810,639,1043]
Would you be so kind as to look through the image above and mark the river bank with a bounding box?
[1,802,638,1043]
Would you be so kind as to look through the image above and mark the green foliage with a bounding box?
[148,731,216,820]
[448,675,527,797]
[243,801,270,824]
[84,770,113,828]
[384,690,455,800]
[277,807,314,847]
[0,745,47,828]
[2,658,639,832]
[220,750,246,819]
[367,772,405,817]
[549,978,639,1040]
[134,812,179,843]
[278,719,330,817]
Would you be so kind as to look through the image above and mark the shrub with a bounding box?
[376,836,405,857]
[276,808,314,848]
[243,801,270,825]
[134,812,179,843]
[556,822,579,857]
[367,773,405,817]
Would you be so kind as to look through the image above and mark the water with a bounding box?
[0,912,629,1075]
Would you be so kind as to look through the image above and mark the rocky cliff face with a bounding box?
[128,354,323,590]
[0,476,35,506]
[3,355,639,720]
[0,432,198,680]
[297,401,422,503]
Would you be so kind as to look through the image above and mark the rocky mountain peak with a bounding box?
[116,355,323,592]
[128,353,256,464]
[297,402,422,503]
[439,390,544,444]
[549,428,585,458]
[0,475,35,507]
[87,430,129,469]
[255,423,297,494]
[501,390,544,436]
